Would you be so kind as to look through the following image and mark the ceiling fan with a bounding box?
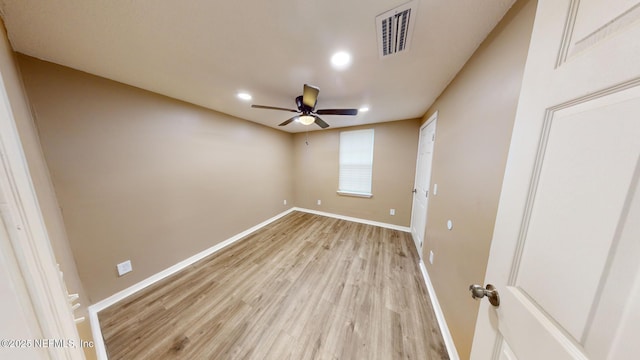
[251,84,358,129]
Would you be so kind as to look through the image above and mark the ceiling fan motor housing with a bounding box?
[296,95,316,114]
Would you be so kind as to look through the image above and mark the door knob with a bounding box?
[469,284,500,307]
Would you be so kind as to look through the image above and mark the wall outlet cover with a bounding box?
[429,251,434,265]
[317,200,322,205]
[117,260,132,276]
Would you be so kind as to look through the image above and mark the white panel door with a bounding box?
[411,113,436,254]
[471,1,640,359]
[0,215,46,360]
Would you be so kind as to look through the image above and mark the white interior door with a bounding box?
[411,112,436,255]
[0,215,46,360]
[471,0,640,359]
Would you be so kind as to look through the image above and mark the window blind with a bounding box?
[339,129,374,196]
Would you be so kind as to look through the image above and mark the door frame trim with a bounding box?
[0,69,84,358]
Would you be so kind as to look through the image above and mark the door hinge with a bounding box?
[426,190,429,198]
[432,134,435,141]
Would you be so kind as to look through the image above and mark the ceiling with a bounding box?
[0,0,515,133]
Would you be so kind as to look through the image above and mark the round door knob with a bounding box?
[469,284,500,307]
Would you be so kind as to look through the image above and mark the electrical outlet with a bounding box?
[317,200,321,205]
[117,260,132,277]
[283,199,287,205]
[429,251,434,265]
[433,183,438,195]
[390,209,395,216]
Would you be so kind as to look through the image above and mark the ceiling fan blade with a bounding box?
[303,84,320,109]
[313,116,330,129]
[316,108,359,116]
[279,116,298,126]
[252,104,299,113]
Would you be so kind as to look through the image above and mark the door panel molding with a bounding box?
[571,3,640,58]
[499,288,589,359]
[499,80,640,358]
[555,0,580,67]
[508,77,640,287]
[557,0,640,67]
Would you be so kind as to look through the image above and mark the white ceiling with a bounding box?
[0,0,515,133]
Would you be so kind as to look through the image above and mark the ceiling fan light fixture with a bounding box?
[299,115,315,125]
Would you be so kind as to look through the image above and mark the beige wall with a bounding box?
[18,55,294,302]
[18,52,420,304]
[0,23,96,359]
[420,0,536,358]
[293,120,420,227]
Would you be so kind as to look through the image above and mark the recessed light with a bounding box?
[237,92,252,101]
[359,106,370,112]
[331,51,352,70]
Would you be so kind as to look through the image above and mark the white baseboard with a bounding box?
[88,207,296,359]
[88,305,108,359]
[419,260,460,360]
[293,207,411,232]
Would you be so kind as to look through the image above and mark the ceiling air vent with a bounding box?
[376,0,418,58]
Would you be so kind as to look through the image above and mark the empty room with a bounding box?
[1,0,639,359]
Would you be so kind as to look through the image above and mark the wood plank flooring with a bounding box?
[98,211,449,359]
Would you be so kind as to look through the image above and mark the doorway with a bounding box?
[410,112,437,256]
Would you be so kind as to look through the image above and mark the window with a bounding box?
[338,129,374,197]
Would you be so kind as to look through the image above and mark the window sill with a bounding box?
[337,191,373,198]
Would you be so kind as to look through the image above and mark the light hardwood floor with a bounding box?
[98,211,449,359]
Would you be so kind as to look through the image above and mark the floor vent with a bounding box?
[376,0,418,58]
